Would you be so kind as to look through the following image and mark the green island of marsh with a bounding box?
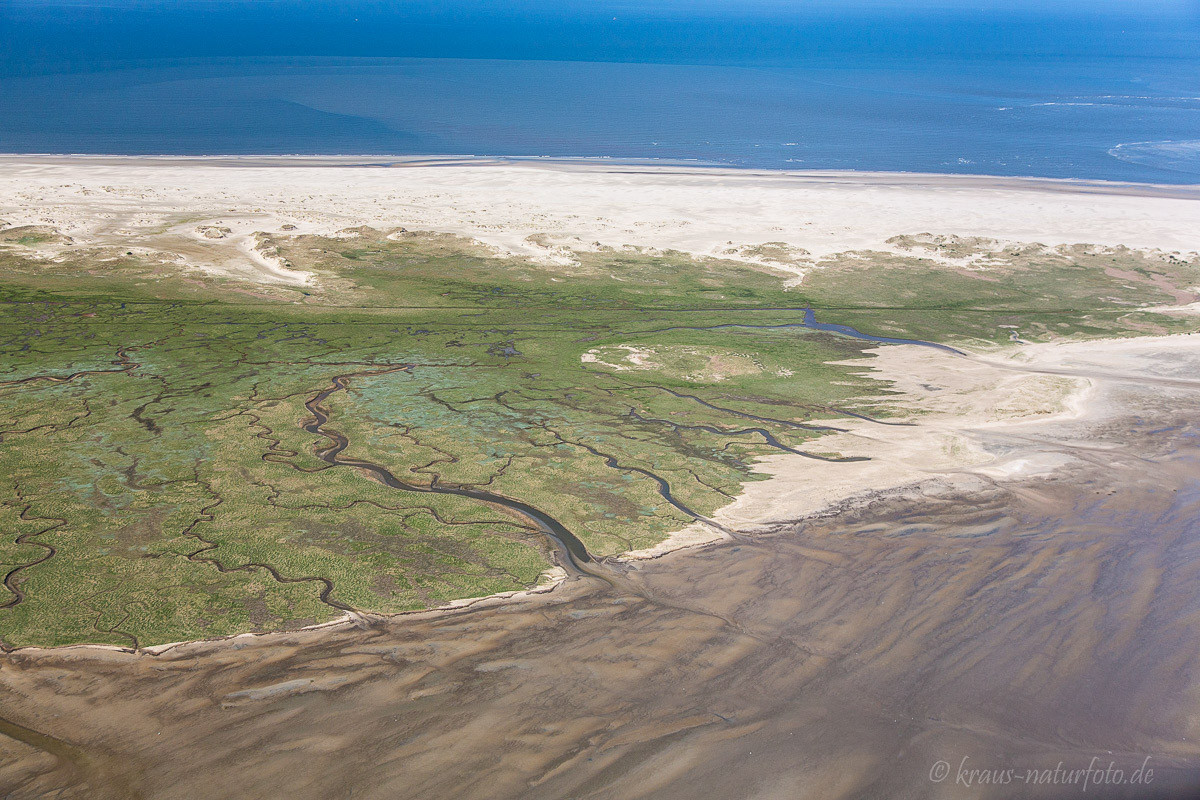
[2,223,1198,649]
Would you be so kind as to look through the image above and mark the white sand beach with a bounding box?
[0,155,1197,287]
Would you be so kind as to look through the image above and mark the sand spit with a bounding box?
[710,340,1097,531]
[1,156,1198,285]
[625,333,1200,560]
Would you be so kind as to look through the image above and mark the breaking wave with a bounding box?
[1108,140,1200,178]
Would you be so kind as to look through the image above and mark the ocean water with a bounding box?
[1,1,1199,182]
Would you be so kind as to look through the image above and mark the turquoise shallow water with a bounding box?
[1,2,1198,182]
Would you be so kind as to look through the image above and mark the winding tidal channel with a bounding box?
[303,371,595,571]
[4,334,1200,799]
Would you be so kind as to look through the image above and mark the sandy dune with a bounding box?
[1,156,1197,286]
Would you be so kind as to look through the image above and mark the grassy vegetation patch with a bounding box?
[0,226,1196,647]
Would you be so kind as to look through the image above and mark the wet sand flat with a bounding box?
[3,340,1200,799]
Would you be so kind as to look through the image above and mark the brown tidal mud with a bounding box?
[5,345,1200,799]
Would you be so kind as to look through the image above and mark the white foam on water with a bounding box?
[1108,139,1200,177]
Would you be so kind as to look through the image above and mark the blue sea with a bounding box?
[2,1,1199,182]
